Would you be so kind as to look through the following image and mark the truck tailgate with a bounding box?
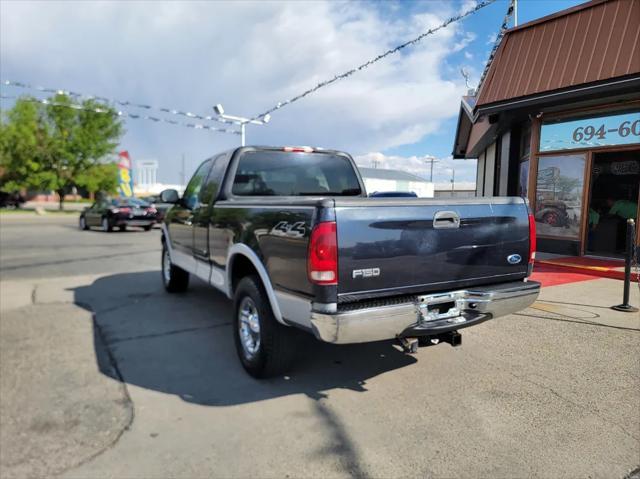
[334,197,531,301]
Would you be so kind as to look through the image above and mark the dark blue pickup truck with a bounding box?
[159,146,540,377]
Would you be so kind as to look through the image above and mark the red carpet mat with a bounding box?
[535,256,638,282]
[530,263,600,287]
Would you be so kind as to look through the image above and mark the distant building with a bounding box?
[452,0,639,257]
[358,167,434,198]
[135,160,159,190]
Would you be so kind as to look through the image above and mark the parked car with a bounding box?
[369,191,418,198]
[0,192,25,209]
[142,195,173,223]
[79,197,157,232]
[159,146,540,378]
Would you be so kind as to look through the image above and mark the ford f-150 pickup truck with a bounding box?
[159,146,540,378]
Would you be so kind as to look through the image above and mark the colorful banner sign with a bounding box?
[117,151,134,197]
[540,111,640,152]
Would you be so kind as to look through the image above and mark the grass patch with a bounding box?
[0,208,79,215]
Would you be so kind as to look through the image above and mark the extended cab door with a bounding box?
[168,159,214,254]
[193,154,226,259]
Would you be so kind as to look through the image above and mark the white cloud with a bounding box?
[1,0,475,183]
[464,51,474,60]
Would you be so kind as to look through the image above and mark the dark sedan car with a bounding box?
[142,195,173,223]
[79,198,158,232]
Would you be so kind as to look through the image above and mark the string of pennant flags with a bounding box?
[2,0,497,133]
[248,0,497,121]
[0,94,241,135]
[1,79,241,126]
[476,0,514,96]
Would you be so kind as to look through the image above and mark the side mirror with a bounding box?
[159,189,180,204]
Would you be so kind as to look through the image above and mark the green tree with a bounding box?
[75,162,120,197]
[0,94,124,209]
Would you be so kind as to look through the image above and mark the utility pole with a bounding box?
[514,0,518,26]
[213,104,270,147]
[423,156,438,182]
[451,169,456,193]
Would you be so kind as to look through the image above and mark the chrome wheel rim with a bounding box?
[238,297,261,359]
[162,248,171,285]
[102,218,109,231]
[79,217,85,230]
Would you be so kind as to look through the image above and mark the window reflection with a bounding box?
[535,154,585,238]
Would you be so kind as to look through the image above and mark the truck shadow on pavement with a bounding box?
[73,271,417,408]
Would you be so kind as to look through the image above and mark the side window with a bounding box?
[182,159,214,209]
[198,154,226,206]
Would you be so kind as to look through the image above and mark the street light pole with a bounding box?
[213,104,270,147]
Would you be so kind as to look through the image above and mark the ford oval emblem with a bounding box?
[507,254,522,265]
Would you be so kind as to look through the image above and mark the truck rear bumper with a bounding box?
[310,280,540,344]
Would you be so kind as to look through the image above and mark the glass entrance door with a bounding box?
[585,150,640,257]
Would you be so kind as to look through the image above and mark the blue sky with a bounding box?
[1,0,586,188]
[386,0,585,160]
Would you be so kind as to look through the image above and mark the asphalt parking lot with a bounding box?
[1,214,639,478]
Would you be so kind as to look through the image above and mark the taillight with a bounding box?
[528,213,536,264]
[308,221,338,285]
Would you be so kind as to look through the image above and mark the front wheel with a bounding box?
[79,216,88,230]
[233,275,296,378]
[161,244,189,293]
[101,217,112,232]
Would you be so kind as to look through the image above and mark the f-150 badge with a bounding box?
[353,268,381,279]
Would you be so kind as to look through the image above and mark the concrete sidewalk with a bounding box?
[0,272,638,478]
[0,279,132,478]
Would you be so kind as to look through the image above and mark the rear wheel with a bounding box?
[161,244,189,293]
[101,217,112,232]
[233,275,296,378]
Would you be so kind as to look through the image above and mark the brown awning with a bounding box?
[476,0,640,108]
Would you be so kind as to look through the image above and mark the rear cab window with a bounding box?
[231,150,362,196]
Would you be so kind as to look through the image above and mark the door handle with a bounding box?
[433,211,460,229]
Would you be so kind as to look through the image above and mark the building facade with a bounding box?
[453,0,640,257]
[358,167,434,198]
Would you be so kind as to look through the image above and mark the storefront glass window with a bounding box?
[535,154,586,238]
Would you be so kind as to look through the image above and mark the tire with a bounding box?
[119,225,127,232]
[79,216,88,230]
[143,225,152,231]
[101,216,113,232]
[542,211,560,227]
[233,275,296,378]
[161,244,189,293]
